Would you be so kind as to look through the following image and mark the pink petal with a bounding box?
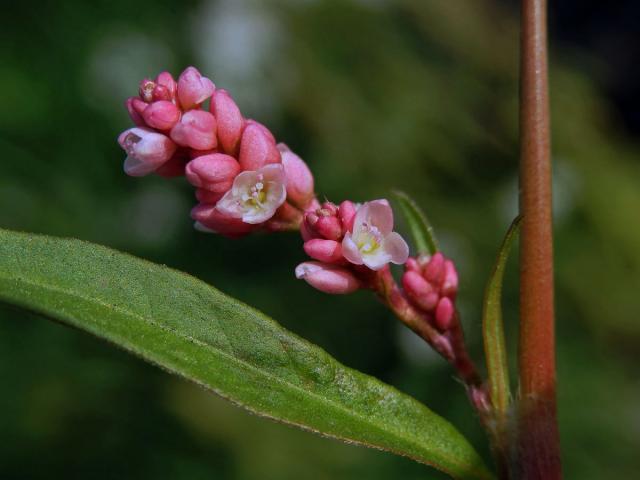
[423,252,445,285]
[177,66,215,110]
[238,122,281,171]
[185,153,240,191]
[338,201,357,233]
[280,145,314,209]
[118,128,176,176]
[170,110,217,150]
[303,239,343,263]
[212,89,244,155]
[402,270,438,311]
[441,260,459,298]
[142,100,180,130]
[125,97,145,126]
[191,203,253,237]
[435,297,454,330]
[155,71,177,100]
[294,261,360,294]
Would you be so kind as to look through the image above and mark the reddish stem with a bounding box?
[372,267,489,416]
[518,0,561,478]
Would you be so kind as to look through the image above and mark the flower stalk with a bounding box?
[517,0,561,478]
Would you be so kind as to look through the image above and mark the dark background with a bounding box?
[1,1,639,479]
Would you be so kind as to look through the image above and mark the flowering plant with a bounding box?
[109,65,528,478]
[0,2,560,476]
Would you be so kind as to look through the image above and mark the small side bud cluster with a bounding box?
[118,67,315,236]
[296,200,409,294]
[402,252,459,330]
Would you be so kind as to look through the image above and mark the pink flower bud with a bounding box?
[278,144,314,209]
[402,270,439,311]
[139,78,155,102]
[424,252,445,284]
[314,215,343,241]
[191,203,254,237]
[338,201,357,233]
[303,239,343,263]
[405,257,421,272]
[435,297,454,331]
[212,89,244,155]
[125,97,146,126]
[152,84,172,102]
[142,100,181,130]
[441,259,459,299]
[319,201,338,216]
[246,119,276,143]
[170,110,217,150]
[195,188,225,204]
[238,122,281,171]
[155,71,177,100]
[295,261,360,294]
[185,153,240,193]
[118,127,177,177]
[177,66,215,110]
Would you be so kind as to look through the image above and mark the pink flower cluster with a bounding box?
[117,66,459,332]
[296,199,410,294]
[402,252,459,331]
[116,65,478,394]
[118,67,314,236]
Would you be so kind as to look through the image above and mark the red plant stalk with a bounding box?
[518,0,561,478]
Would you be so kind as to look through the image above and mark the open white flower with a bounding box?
[216,164,287,224]
[342,200,409,270]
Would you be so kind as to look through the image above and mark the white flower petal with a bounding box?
[242,206,275,224]
[384,232,410,265]
[362,249,392,271]
[364,199,394,234]
[231,170,260,195]
[216,190,243,218]
[341,233,364,265]
[260,163,286,184]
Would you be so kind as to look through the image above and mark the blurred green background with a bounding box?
[1,0,639,478]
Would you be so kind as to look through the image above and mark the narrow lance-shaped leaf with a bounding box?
[0,229,493,480]
[482,216,522,417]
[392,190,439,255]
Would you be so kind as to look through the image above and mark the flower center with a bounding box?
[357,223,382,254]
[241,176,267,210]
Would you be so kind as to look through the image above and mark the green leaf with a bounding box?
[481,216,521,417]
[0,229,493,480]
[392,190,440,255]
